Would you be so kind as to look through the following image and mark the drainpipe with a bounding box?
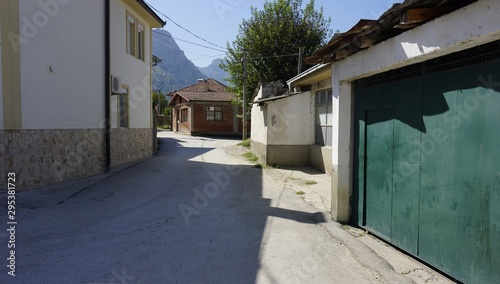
[104,0,111,172]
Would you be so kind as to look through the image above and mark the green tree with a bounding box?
[152,90,170,116]
[221,0,332,106]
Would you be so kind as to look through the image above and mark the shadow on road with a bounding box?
[0,134,324,283]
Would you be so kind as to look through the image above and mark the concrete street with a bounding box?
[0,131,450,283]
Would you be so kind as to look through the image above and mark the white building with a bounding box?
[305,0,499,282]
[250,65,333,174]
[0,0,165,189]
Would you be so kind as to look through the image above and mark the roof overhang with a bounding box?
[306,0,478,65]
[287,64,332,88]
[253,94,292,105]
[124,0,165,28]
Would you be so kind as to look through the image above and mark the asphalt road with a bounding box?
[0,131,413,283]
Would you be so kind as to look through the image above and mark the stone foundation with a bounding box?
[110,128,153,167]
[0,129,106,190]
[0,128,153,190]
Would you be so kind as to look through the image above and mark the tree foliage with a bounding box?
[152,90,171,116]
[221,0,332,105]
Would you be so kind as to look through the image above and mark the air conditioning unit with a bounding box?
[111,76,122,94]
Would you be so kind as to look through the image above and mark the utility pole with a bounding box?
[298,47,304,75]
[242,51,248,140]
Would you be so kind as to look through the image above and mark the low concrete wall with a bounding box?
[310,145,332,175]
[251,140,267,165]
[110,128,153,167]
[267,145,309,167]
[252,140,310,167]
[0,129,106,190]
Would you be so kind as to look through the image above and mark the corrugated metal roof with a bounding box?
[305,0,478,64]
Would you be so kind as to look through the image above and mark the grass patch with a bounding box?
[238,139,251,148]
[243,152,258,162]
[296,191,306,195]
[305,180,317,185]
[255,164,275,170]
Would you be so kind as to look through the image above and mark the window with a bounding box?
[315,89,332,146]
[126,12,145,61]
[181,108,188,123]
[118,86,129,128]
[127,14,135,56]
[206,106,223,121]
[137,23,144,61]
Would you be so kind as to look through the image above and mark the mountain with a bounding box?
[152,29,206,94]
[197,59,230,86]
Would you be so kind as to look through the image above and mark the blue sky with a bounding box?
[146,0,402,67]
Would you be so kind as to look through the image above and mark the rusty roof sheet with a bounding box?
[305,0,478,65]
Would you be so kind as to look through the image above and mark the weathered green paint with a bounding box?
[418,61,500,283]
[356,77,422,254]
[354,59,500,283]
[365,109,395,239]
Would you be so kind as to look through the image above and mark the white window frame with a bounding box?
[137,23,145,61]
[315,89,333,146]
[127,14,136,56]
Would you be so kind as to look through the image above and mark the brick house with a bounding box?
[169,79,244,136]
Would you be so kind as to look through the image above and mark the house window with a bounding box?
[118,86,129,128]
[181,108,188,123]
[127,14,136,56]
[137,23,144,61]
[315,89,332,146]
[126,12,145,61]
[206,106,223,121]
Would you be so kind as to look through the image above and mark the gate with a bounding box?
[354,41,500,283]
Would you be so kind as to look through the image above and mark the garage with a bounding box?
[353,41,500,283]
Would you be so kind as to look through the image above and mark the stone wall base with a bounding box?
[0,129,106,190]
[0,128,152,190]
[110,128,152,167]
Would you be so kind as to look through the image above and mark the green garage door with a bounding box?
[354,43,500,283]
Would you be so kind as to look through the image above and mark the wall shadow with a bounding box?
[4,134,324,283]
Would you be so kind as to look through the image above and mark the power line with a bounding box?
[251,53,300,60]
[153,37,224,64]
[153,30,226,53]
[188,54,226,62]
[145,1,227,50]
[153,37,220,57]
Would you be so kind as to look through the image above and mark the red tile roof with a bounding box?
[169,78,229,94]
[168,78,236,106]
[176,92,234,102]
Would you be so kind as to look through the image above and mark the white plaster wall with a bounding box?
[0,19,3,129]
[332,0,500,169]
[267,92,314,145]
[329,0,500,221]
[110,0,153,129]
[19,0,105,129]
[251,86,315,146]
[250,87,268,144]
